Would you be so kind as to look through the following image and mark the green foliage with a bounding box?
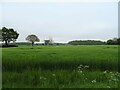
[44,40,51,45]
[2,45,118,71]
[2,44,18,48]
[3,70,120,88]
[107,38,120,45]
[15,42,31,46]
[44,38,53,45]
[0,27,19,46]
[68,40,106,45]
[26,34,40,46]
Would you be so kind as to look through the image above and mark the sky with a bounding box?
[1,0,119,43]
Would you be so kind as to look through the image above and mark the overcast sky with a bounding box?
[1,0,118,43]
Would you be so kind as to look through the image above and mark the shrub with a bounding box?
[2,44,18,48]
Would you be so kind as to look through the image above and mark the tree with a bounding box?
[117,38,120,45]
[0,27,19,46]
[26,34,40,46]
[107,39,113,45]
[44,37,54,45]
[107,38,119,45]
[49,37,54,45]
[44,40,50,45]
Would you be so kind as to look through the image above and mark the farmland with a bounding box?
[2,45,120,88]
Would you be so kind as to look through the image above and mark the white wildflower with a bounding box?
[52,74,55,76]
[80,64,83,67]
[84,65,89,69]
[78,66,82,69]
[107,86,111,88]
[40,76,42,79]
[91,79,96,83]
[103,70,109,74]
[80,70,83,73]
[110,72,113,74]
[112,78,117,81]
[44,78,47,80]
[78,70,83,73]
[103,71,107,74]
[110,76,113,78]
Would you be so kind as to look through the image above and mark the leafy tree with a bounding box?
[107,38,120,45]
[107,39,114,45]
[117,38,120,45]
[26,34,40,46]
[0,27,19,46]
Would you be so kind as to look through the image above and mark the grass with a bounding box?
[2,70,119,88]
[1,45,120,88]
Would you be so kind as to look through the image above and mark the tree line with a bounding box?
[68,40,106,45]
[107,38,120,45]
[68,38,120,45]
[0,27,53,47]
[0,27,120,47]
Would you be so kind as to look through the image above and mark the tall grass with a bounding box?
[2,45,119,88]
[2,45,118,71]
[3,70,119,88]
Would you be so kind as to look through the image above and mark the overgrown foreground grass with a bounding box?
[2,45,120,88]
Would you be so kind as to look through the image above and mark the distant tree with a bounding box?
[107,39,113,45]
[107,38,119,45]
[44,40,50,45]
[0,29,2,41]
[49,37,54,45]
[0,27,19,46]
[117,38,120,45]
[26,34,40,46]
[113,38,117,42]
[44,37,54,45]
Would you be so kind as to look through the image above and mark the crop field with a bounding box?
[2,45,120,88]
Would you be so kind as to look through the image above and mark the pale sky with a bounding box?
[1,0,119,43]
[1,0,119,3]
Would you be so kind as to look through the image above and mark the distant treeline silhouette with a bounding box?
[68,38,120,45]
[68,40,106,45]
[0,27,120,46]
[107,38,120,45]
[14,38,120,46]
[14,42,67,46]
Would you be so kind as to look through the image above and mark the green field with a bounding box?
[2,45,120,88]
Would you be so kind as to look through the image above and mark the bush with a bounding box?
[2,44,18,48]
